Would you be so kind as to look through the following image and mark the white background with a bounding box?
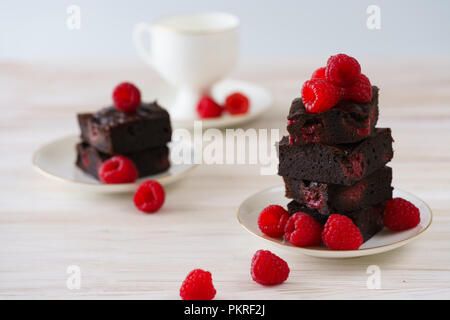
[1,0,449,63]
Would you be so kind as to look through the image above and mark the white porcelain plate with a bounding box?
[142,78,272,129]
[32,136,197,193]
[237,186,432,258]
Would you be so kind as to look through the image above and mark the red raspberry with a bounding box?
[325,53,361,87]
[251,250,290,286]
[224,92,250,115]
[284,212,322,247]
[98,155,138,184]
[196,96,223,119]
[342,153,364,179]
[322,214,363,250]
[179,269,216,300]
[383,198,420,231]
[112,82,141,112]
[133,180,165,213]
[311,67,326,80]
[257,205,289,238]
[301,79,340,113]
[341,74,373,103]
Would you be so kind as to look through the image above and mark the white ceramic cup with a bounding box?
[133,12,239,120]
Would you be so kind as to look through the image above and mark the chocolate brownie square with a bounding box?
[283,166,393,214]
[75,142,170,179]
[278,128,393,185]
[77,102,171,154]
[287,200,385,242]
[287,86,379,146]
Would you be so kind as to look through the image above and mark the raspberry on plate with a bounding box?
[112,82,141,112]
[341,74,373,103]
[325,53,361,87]
[197,96,223,119]
[311,67,326,80]
[322,214,363,250]
[284,212,322,247]
[383,198,420,231]
[98,155,138,184]
[301,79,340,113]
[224,92,250,115]
[257,205,289,238]
[133,180,165,213]
[180,269,216,300]
[250,250,290,286]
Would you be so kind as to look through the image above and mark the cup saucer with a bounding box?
[141,78,272,129]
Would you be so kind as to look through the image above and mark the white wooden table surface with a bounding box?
[1,58,449,299]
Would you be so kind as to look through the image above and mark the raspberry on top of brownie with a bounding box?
[287,86,379,146]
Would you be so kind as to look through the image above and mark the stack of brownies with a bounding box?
[76,101,172,180]
[278,86,394,243]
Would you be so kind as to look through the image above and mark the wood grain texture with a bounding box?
[0,58,449,299]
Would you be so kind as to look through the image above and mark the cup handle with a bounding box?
[133,22,153,67]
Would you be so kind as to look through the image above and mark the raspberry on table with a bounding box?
[322,214,363,250]
[179,269,216,300]
[325,53,361,87]
[257,205,289,238]
[383,198,420,231]
[196,96,223,119]
[284,212,322,247]
[311,67,326,80]
[301,79,340,113]
[98,155,138,184]
[224,92,250,115]
[341,74,373,103]
[251,250,290,286]
[112,82,141,112]
[133,180,165,213]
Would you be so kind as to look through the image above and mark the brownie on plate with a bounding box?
[76,142,170,179]
[287,87,379,146]
[287,200,385,242]
[77,102,172,154]
[283,166,393,214]
[278,128,393,185]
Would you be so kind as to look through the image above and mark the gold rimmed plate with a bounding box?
[237,186,432,258]
[32,135,197,193]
